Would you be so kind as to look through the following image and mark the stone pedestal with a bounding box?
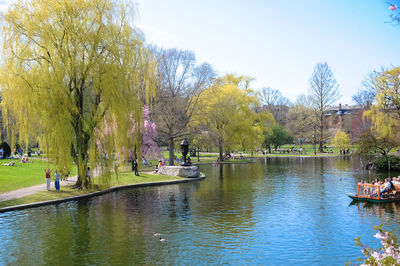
[158,166,200,178]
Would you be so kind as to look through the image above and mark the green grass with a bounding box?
[139,154,254,168]
[0,186,89,208]
[110,171,185,186]
[141,147,344,165]
[0,172,185,209]
[0,158,77,193]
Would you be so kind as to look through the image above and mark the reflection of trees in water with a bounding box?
[11,186,200,265]
[70,201,93,264]
[69,186,200,265]
[192,163,267,236]
[332,156,351,172]
[354,201,400,228]
[349,156,400,182]
[12,157,400,264]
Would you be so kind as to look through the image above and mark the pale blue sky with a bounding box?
[1,0,398,105]
[135,0,400,105]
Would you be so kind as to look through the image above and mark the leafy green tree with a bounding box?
[363,67,400,148]
[375,156,400,171]
[193,74,274,160]
[0,0,155,188]
[357,130,396,159]
[331,130,350,152]
[264,124,293,153]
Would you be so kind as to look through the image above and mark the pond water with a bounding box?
[0,157,400,265]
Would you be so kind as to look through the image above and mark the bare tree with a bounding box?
[352,72,377,108]
[152,48,214,165]
[286,103,314,144]
[309,62,340,152]
[258,87,290,107]
[258,87,290,125]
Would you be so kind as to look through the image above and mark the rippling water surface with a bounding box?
[1,157,400,265]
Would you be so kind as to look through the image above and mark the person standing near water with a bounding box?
[45,168,52,191]
[54,170,60,191]
[134,159,139,176]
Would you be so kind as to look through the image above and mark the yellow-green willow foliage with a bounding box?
[192,74,274,159]
[363,67,400,147]
[331,129,350,151]
[0,0,156,188]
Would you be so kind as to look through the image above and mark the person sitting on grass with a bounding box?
[2,161,15,166]
[21,157,33,163]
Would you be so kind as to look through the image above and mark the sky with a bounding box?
[134,0,400,105]
[1,0,399,105]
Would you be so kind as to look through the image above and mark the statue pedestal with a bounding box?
[158,166,200,178]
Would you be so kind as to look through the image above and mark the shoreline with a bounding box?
[0,173,206,213]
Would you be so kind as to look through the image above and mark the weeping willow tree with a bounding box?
[363,67,400,157]
[192,74,274,160]
[0,0,156,189]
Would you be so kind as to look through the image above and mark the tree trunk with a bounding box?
[168,136,175,166]
[218,138,224,161]
[318,113,324,153]
[74,132,89,189]
[72,89,90,189]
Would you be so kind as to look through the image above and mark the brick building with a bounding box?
[324,104,368,143]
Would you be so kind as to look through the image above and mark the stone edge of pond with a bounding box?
[193,160,254,165]
[0,173,206,213]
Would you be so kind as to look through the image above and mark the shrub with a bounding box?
[0,142,11,158]
[375,155,400,171]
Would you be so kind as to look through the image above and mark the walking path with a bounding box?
[0,168,150,202]
[0,176,78,202]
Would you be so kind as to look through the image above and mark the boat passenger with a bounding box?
[381,178,393,197]
[362,180,369,196]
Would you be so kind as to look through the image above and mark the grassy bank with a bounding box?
[0,172,185,209]
[0,158,77,193]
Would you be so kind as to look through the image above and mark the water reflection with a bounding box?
[1,157,400,265]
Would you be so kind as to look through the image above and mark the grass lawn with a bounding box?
[0,158,77,193]
[139,147,344,167]
[0,172,185,209]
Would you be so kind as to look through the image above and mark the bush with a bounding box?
[0,142,11,158]
[374,155,400,171]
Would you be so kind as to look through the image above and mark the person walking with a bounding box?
[134,159,139,176]
[86,167,93,187]
[54,170,60,191]
[45,168,52,191]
